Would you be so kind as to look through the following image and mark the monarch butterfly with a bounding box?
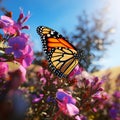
[36,26,85,78]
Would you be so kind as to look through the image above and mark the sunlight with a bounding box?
[109,0,120,27]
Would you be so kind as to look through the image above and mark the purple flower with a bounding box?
[5,33,33,67]
[56,89,79,116]
[5,35,27,58]
[0,62,8,78]
[56,89,76,104]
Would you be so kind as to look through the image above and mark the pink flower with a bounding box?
[56,89,79,117]
[0,8,30,35]
[0,62,8,78]
[75,115,81,120]
[18,45,34,68]
[40,77,46,85]
[17,8,30,28]
[92,92,108,101]
[37,67,53,79]
[69,65,83,79]
[0,15,14,28]
[57,100,79,116]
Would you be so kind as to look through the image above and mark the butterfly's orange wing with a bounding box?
[36,26,76,54]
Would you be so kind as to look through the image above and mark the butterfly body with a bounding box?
[37,26,85,78]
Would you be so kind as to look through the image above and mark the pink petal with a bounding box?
[75,115,81,120]
[1,15,14,25]
[19,65,26,82]
[66,103,79,116]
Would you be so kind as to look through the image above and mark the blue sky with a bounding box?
[1,0,120,69]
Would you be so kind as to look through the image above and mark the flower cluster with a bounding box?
[24,65,108,120]
[0,9,33,67]
[53,66,108,119]
[0,9,33,120]
[0,8,30,35]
